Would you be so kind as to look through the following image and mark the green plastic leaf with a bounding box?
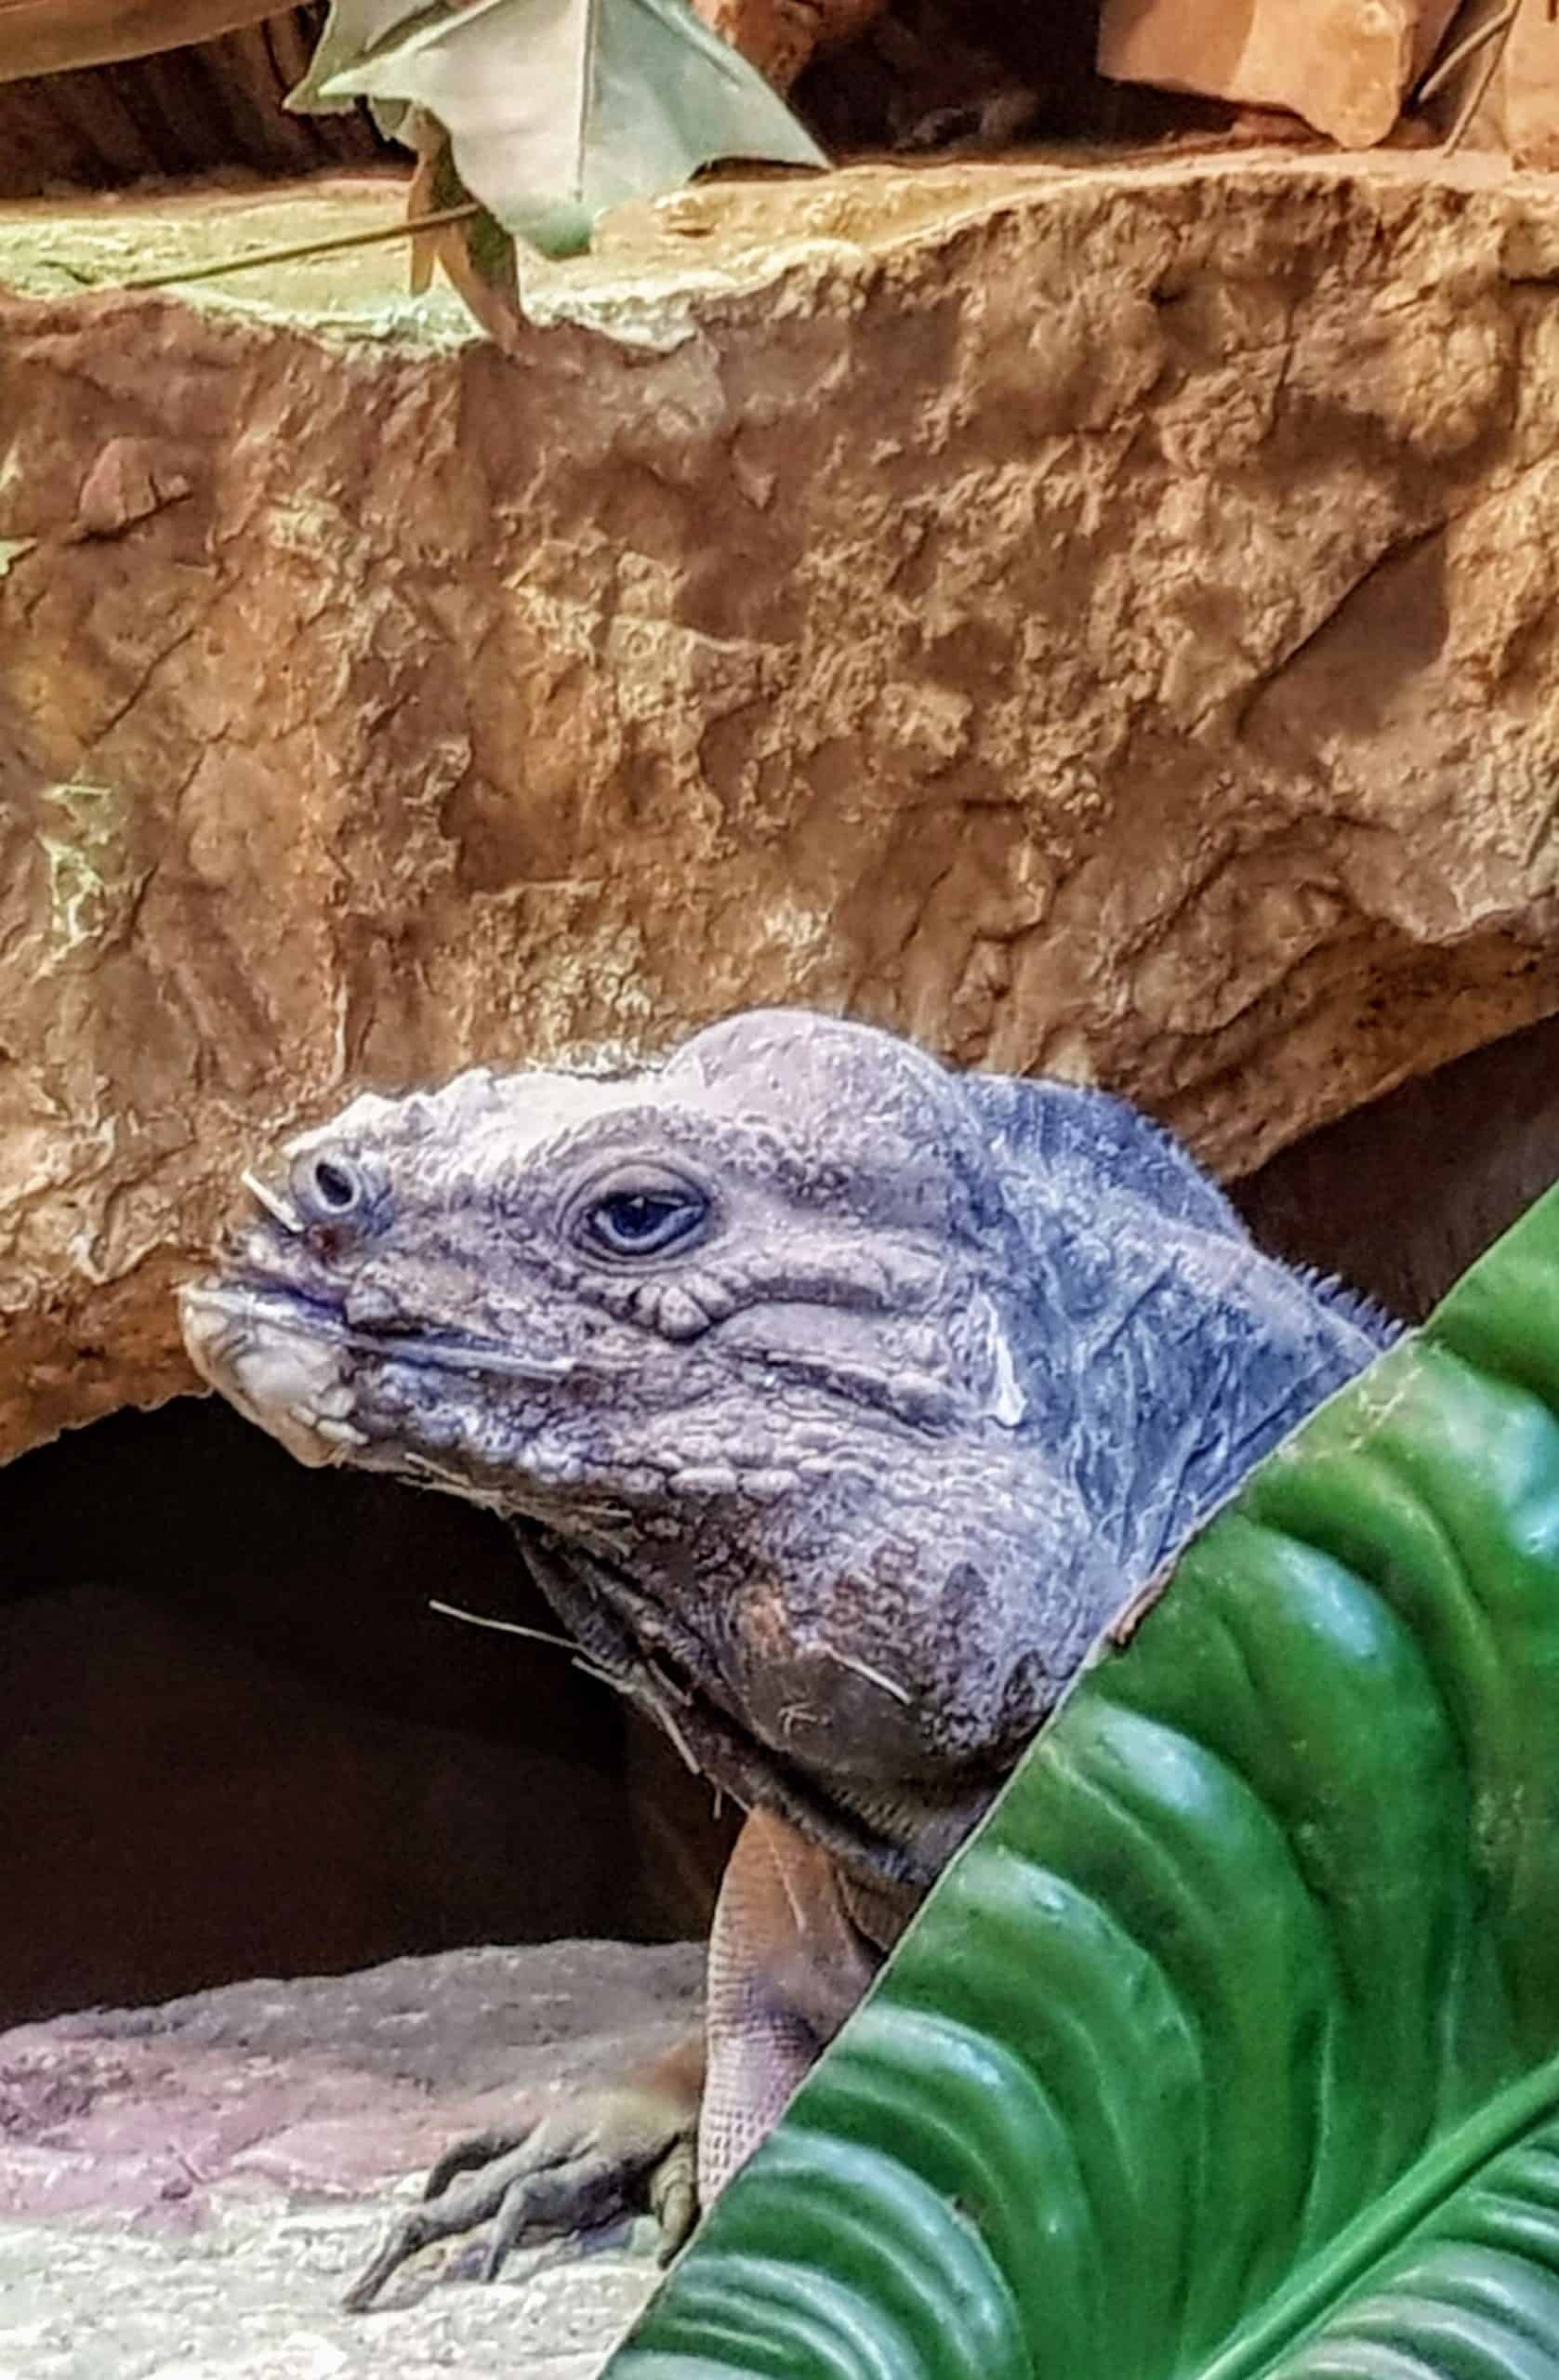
[283,0,432,113]
[290,0,826,258]
[610,1180,1559,2379]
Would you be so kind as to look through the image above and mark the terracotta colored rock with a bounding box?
[1497,0,1559,163]
[1444,0,1559,166]
[5,155,1559,1464]
[0,12,383,197]
[691,0,884,87]
[0,0,279,82]
[1098,0,1460,143]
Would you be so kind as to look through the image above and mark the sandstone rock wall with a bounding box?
[1098,0,1559,163]
[5,154,1559,1460]
[1098,0,1459,145]
[1468,0,1559,169]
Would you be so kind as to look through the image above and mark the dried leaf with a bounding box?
[408,120,527,350]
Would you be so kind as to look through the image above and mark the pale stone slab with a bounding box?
[0,1942,704,2378]
[1452,0,1559,166]
[1098,0,1460,142]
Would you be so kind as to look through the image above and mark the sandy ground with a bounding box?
[0,1939,704,2379]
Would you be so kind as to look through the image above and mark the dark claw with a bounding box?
[481,2153,621,2281]
[424,2127,529,2201]
[343,2087,701,2311]
[343,2158,519,2311]
[650,2138,698,2265]
[342,2206,443,2315]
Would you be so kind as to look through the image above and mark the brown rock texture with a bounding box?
[1098,0,1460,142]
[1447,0,1559,169]
[0,8,386,195]
[5,154,1559,1462]
[0,1,281,82]
[691,0,885,90]
[1500,0,1559,166]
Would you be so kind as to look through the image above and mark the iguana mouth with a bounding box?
[179,1281,366,1467]
[178,1279,575,1468]
[182,1279,575,1380]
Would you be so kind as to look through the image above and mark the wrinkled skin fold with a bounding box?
[179,1009,1390,2302]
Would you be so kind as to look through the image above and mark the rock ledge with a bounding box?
[4,152,1559,1456]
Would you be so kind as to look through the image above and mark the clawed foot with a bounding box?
[343,2083,699,2312]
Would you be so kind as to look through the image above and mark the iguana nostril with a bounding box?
[294,1152,366,1224]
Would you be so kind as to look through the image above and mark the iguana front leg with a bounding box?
[699,1806,900,2196]
[343,1810,900,2309]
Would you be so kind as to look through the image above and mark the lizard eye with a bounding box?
[577,1183,709,1260]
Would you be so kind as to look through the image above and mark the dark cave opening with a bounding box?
[0,1398,734,2030]
[1234,1008,1559,1328]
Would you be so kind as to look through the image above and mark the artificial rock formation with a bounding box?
[694,0,885,91]
[5,153,1559,1462]
[1465,0,1559,169]
[1097,0,1460,144]
[0,8,385,195]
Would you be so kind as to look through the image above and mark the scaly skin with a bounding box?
[179,1009,1390,2305]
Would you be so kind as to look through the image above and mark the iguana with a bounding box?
[178,1009,1390,2307]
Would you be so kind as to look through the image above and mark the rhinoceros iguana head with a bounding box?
[180,1008,1382,1884]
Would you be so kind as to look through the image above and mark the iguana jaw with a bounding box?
[179,1273,1027,1889]
[180,1281,363,1470]
[179,1279,574,1480]
[180,1264,1073,1807]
